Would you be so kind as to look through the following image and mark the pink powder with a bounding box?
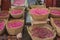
[32,27,54,38]
[8,21,23,28]
[30,8,48,15]
[51,9,60,16]
[54,20,60,27]
[0,20,5,30]
[13,0,25,6]
[11,9,23,15]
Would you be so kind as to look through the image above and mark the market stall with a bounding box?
[0,0,60,40]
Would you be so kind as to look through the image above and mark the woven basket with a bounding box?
[28,5,46,11]
[0,19,7,35]
[50,17,60,36]
[30,5,46,8]
[49,7,60,17]
[9,6,25,18]
[29,8,50,21]
[6,19,24,35]
[0,11,9,19]
[27,24,56,40]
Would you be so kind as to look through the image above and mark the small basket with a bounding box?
[9,6,25,18]
[49,7,60,17]
[27,24,56,40]
[29,8,50,21]
[0,11,10,19]
[50,17,60,36]
[6,19,24,35]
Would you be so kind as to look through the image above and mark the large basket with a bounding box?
[6,19,24,35]
[29,8,50,21]
[50,17,60,36]
[49,7,60,17]
[9,6,25,18]
[27,24,56,40]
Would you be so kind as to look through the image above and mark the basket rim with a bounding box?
[30,5,46,8]
[27,24,56,40]
[29,8,50,16]
[6,19,24,29]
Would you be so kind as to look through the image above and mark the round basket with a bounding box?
[27,24,56,40]
[6,19,24,35]
[49,7,60,17]
[9,6,25,18]
[29,8,50,21]
[50,17,60,36]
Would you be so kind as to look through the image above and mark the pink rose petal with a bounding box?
[0,20,5,30]
[0,13,8,16]
[13,0,25,6]
[8,21,23,28]
[51,9,60,16]
[30,8,48,15]
[54,20,60,27]
[32,27,54,38]
[11,9,23,15]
